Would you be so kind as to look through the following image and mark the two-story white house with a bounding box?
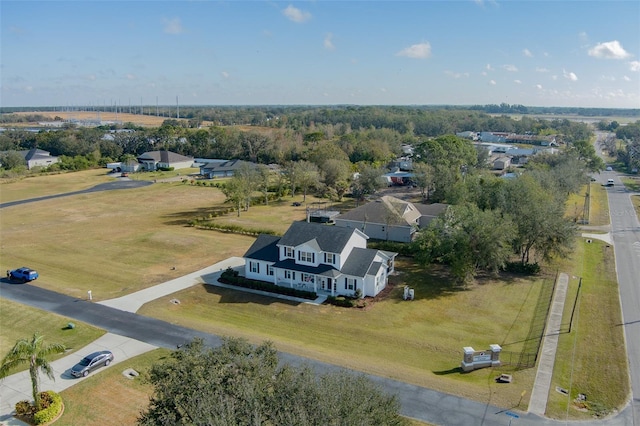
[243,221,397,298]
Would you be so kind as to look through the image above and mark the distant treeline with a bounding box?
[2,104,638,128]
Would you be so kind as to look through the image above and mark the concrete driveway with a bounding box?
[0,333,156,425]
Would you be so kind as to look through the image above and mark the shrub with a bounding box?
[369,240,416,256]
[326,296,356,308]
[503,261,540,275]
[15,400,33,416]
[33,391,63,425]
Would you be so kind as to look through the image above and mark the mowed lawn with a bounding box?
[139,260,546,409]
[0,178,262,300]
[0,299,105,376]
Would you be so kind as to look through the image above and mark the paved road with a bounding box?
[609,185,640,425]
[1,281,635,426]
[596,131,640,425]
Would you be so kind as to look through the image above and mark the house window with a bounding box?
[345,278,355,291]
[285,270,292,280]
[267,265,274,276]
[285,247,294,258]
[302,273,315,283]
[250,262,259,273]
[299,251,314,263]
[324,253,335,264]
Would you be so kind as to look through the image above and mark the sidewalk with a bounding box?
[98,257,245,313]
[528,272,569,416]
[0,333,156,425]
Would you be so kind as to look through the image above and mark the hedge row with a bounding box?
[191,221,279,236]
[220,268,317,300]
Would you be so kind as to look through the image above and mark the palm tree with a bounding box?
[0,333,66,410]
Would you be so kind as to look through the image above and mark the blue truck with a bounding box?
[7,267,39,282]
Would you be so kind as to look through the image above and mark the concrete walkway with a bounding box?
[98,257,245,313]
[0,333,156,425]
[581,232,613,245]
[528,272,569,416]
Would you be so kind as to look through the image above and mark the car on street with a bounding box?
[606,179,615,187]
[606,166,613,171]
[6,267,38,282]
[70,351,114,378]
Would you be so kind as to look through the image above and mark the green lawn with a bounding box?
[0,299,105,376]
[139,259,546,410]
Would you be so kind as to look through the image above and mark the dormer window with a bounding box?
[298,251,314,263]
[324,253,335,264]
[285,247,294,258]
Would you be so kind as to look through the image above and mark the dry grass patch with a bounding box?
[11,111,170,127]
[1,181,254,300]
[139,258,547,409]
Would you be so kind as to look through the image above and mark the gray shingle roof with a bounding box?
[137,150,193,163]
[340,247,379,277]
[271,258,340,277]
[243,235,279,262]
[278,221,361,253]
[335,196,421,226]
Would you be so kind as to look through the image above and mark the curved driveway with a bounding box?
[0,179,153,209]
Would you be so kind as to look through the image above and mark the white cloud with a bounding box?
[221,71,229,79]
[523,48,533,57]
[588,40,631,59]
[489,80,496,85]
[600,75,616,82]
[514,79,522,84]
[578,31,588,41]
[396,42,431,59]
[551,75,558,81]
[623,76,631,81]
[163,17,183,35]
[126,73,136,80]
[536,84,543,90]
[630,61,640,72]
[563,70,578,81]
[502,64,518,72]
[535,67,549,73]
[486,64,494,71]
[283,5,311,23]
[445,71,469,79]
[324,33,335,51]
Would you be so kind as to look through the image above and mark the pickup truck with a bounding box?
[7,267,39,282]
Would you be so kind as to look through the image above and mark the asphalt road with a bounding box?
[596,131,640,425]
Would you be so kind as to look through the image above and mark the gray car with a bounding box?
[70,351,114,378]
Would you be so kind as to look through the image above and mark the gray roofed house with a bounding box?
[334,196,449,243]
[243,221,396,298]
[0,148,59,170]
[137,150,194,171]
[200,159,257,179]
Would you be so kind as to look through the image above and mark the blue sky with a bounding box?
[2,1,639,108]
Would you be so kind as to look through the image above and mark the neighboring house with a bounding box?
[334,196,448,243]
[200,159,257,178]
[136,150,194,171]
[493,157,511,171]
[243,221,397,298]
[0,148,59,170]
